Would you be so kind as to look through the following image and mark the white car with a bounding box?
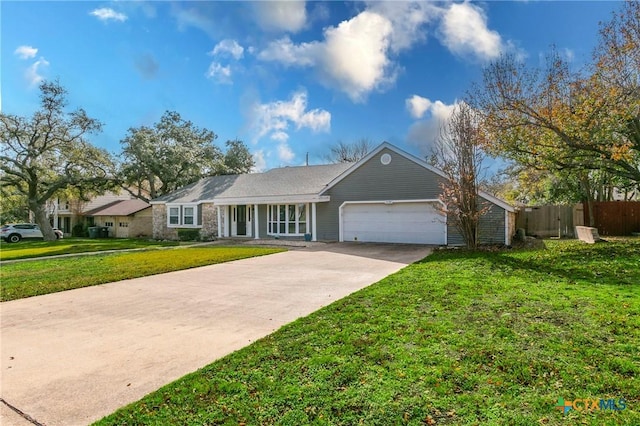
[0,223,63,243]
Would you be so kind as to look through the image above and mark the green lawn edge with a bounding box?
[95,240,639,426]
[0,246,285,301]
[0,238,181,261]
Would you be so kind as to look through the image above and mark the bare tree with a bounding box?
[325,139,371,163]
[431,103,489,249]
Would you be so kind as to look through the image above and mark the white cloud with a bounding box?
[406,95,433,119]
[211,39,244,60]
[259,11,396,102]
[406,97,457,155]
[258,3,440,103]
[90,8,128,22]
[251,90,331,144]
[173,5,216,38]
[14,45,38,59]
[319,11,395,102]
[253,1,307,33]
[205,62,232,84]
[366,1,438,53]
[252,150,267,172]
[258,36,318,67]
[25,58,50,86]
[277,142,295,162]
[438,2,502,61]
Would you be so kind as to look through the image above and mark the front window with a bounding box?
[183,207,194,225]
[169,207,180,225]
[268,203,309,236]
[167,204,200,228]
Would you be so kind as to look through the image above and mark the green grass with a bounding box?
[0,238,180,261]
[0,246,285,301]
[96,239,639,426]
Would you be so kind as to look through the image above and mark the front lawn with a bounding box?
[96,239,639,425]
[0,238,180,261]
[0,246,285,301]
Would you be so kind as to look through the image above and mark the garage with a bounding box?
[340,201,446,245]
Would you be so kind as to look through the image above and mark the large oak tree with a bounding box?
[0,81,114,240]
[119,112,254,201]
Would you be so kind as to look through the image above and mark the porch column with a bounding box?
[312,202,317,242]
[254,204,259,239]
[217,206,222,238]
[224,206,230,237]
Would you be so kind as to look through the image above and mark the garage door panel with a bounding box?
[341,202,446,245]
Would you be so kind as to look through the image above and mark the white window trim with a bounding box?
[166,203,201,228]
[267,203,309,237]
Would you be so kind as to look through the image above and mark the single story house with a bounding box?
[84,199,152,238]
[151,143,515,245]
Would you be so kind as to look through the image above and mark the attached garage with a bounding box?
[340,200,446,245]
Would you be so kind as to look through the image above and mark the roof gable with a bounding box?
[321,142,514,212]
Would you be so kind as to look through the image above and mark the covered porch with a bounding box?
[214,197,327,241]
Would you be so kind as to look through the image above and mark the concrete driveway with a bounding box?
[0,243,431,426]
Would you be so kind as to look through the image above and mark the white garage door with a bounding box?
[341,202,446,245]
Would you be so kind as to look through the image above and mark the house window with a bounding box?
[119,222,129,228]
[183,207,194,225]
[104,221,114,227]
[167,204,200,228]
[169,207,180,225]
[268,204,309,236]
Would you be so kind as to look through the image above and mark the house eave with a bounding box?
[152,194,331,206]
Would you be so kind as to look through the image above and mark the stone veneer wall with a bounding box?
[152,204,178,240]
[200,203,217,240]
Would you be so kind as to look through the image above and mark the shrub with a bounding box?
[72,222,88,237]
[177,228,200,241]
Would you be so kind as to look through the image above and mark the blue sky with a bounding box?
[2,1,621,171]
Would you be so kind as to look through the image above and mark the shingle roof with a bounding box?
[152,163,353,204]
[84,199,151,216]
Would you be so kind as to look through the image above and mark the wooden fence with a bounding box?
[515,204,583,238]
[584,201,640,236]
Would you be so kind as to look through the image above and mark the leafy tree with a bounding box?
[324,139,371,163]
[469,3,638,186]
[0,80,114,240]
[0,187,29,224]
[220,139,255,175]
[431,103,489,249]
[119,111,223,201]
[468,2,639,223]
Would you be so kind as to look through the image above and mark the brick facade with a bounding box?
[200,202,217,241]
[152,203,218,241]
[152,204,178,240]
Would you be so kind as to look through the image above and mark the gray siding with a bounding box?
[258,204,268,237]
[318,148,445,241]
[446,199,506,246]
[318,148,507,245]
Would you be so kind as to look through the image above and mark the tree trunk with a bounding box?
[29,200,57,241]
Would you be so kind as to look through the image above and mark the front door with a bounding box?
[237,205,247,236]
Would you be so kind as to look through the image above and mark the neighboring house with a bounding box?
[151,143,515,245]
[84,199,152,238]
[48,190,151,237]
